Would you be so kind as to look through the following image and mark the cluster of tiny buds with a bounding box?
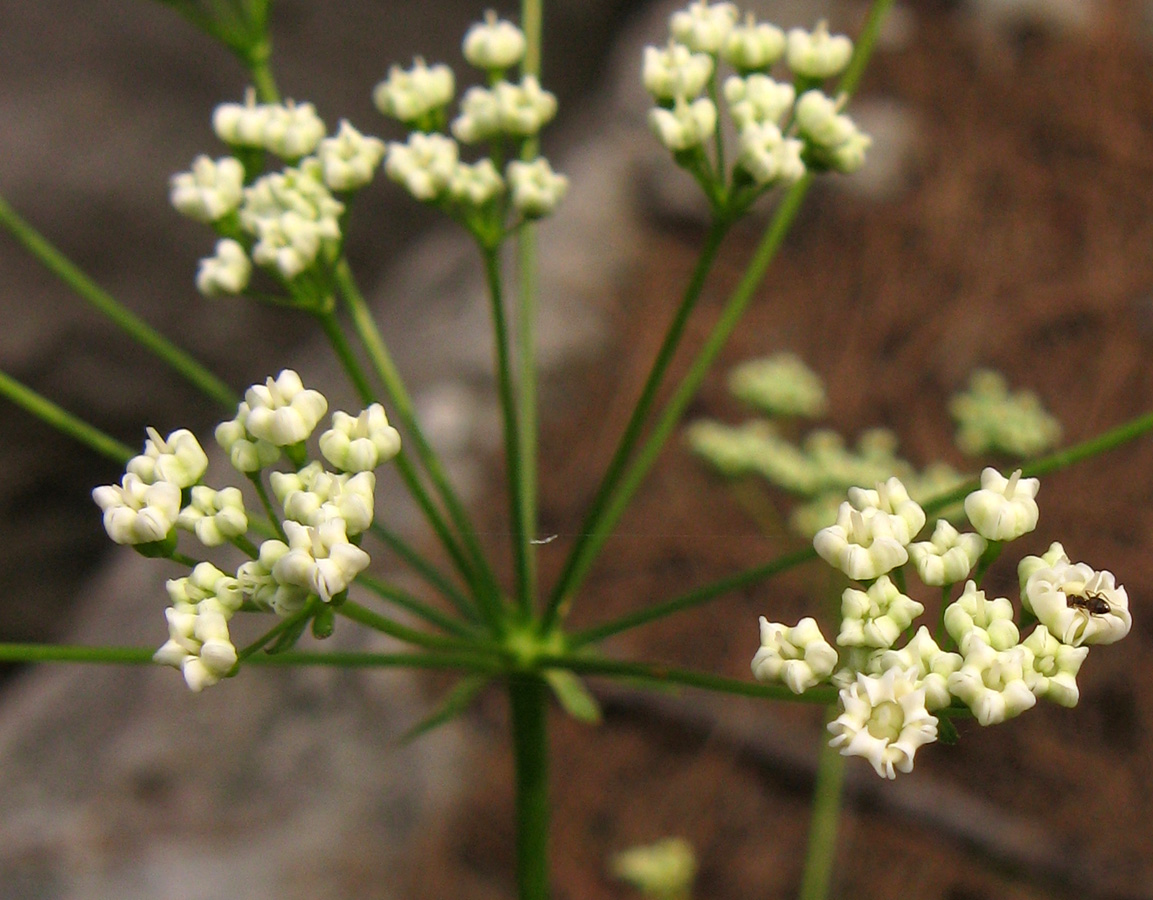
[373,11,568,234]
[753,470,1132,778]
[93,370,403,691]
[170,88,387,299]
[644,1,870,213]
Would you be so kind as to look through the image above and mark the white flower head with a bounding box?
[495,76,558,137]
[215,416,280,473]
[643,40,715,102]
[242,369,328,447]
[848,476,926,545]
[317,120,387,192]
[1022,624,1089,707]
[873,627,962,711]
[669,0,740,54]
[261,99,326,160]
[237,539,309,615]
[827,667,938,779]
[908,520,987,586]
[795,90,856,148]
[738,122,807,187]
[786,20,853,80]
[724,74,796,129]
[271,462,376,536]
[154,604,238,692]
[463,10,527,71]
[165,561,244,614]
[814,501,909,581]
[372,57,455,124]
[451,86,502,144]
[93,473,181,546]
[196,238,252,297]
[273,518,371,603]
[212,89,270,147]
[385,132,460,202]
[320,404,402,472]
[170,155,245,223]
[947,637,1037,726]
[964,467,1040,542]
[838,575,925,649]
[829,129,872,174]
[1023,560,1131,646]
[126,427,208,489]
[751,616,838,694]
[721,13,785,71]
[943,580,1019,654]
[177,485,248,547]
[507,158,568,219]
[950,369,1062,458]
[649,96,717,153]
[448,158,505,207]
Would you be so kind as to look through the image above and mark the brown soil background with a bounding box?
[408,4,1153,899]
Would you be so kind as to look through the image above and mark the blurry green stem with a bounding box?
[356,572,478,639]
[337,599,503,655]
[0,193,236,409]
[249,473,286,541]
[0,369,134,463]
[510,676,551,900]
[798,708,846,900]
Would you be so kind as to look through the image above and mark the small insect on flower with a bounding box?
[1066,590,1112,616]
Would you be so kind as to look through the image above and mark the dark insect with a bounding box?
[1065,590,1111,616]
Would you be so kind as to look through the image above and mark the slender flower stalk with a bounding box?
[368,522,479,621]
[798,708,846,900]
[355,573,479,639]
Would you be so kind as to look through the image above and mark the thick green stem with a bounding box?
[509,676,551,900]
[0,194,237,409]
[545,218,730,624]
[0,369,134,463]
[798,709,846,900]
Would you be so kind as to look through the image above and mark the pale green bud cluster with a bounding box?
[727,352,827,417]
[950,369,1062,458]
[610,837,698,900]
[752,469,1132,777]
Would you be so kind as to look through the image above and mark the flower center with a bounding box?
[867,700,905,743]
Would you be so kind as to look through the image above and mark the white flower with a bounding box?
[448,158,505,207]
[872,627,962,711]
[92,473,181,545]
[1023,560,1131,646]
[271,463,377,536]
[320,404,402,472]
[507,158,568,218]
[154,604,238,692]
[649,97,717,152]
[215,416,279,473]
[829,130,871,174]
[724,74,796,129]
[813,502,909,581]
[165,562,244,614]
[947,637,1036,725]
[273,519,371,603]
[261,100,326,159]
[242,369,328,447]
[669,0,739,54]
[451,86,503,144]
[316,120,386,192]
[751,616,838,694]
[838,576,925,650]
[721,13,785,71]
[494,76,558,137]
[177,485,248,547]
[170,156,245,223]
[848,477,926,545]
[212,89,270,147]
[786,21,853,80]
[238,539,309,615]
[794,90,856,149]
[908,520,987,586]
[944,580,1019,654]
[126,427,208,489]
[372,57,455,124]
[736,122,806,187]
[827,668,938,779]
[385,132,460,202]
[463,10,527,71]
[643,40,715,102]
[1017,541,1069,594]
[196,239,252,296]
[964,467,1040,542]
[1022,624,1089,707]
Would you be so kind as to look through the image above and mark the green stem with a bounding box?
[0,644,156,664]
[368,522,479,622]
[249,472,286,541]
[482,247,531,613]
[544,218,731,625]
[337,599,503,655]
[246,46,279,103]
[509,675,551,900]
[356,572,478,639]
[170,551,201,568]
[798,708,846,900]
[316,308,375,404]
[0,368,134,463]
[231,533,260,558]
[0,193,236,410]
[516,225,539,615]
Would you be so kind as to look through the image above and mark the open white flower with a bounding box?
[170,155,244,224]
[463,10,527,70]
[272,519,371,603]
[385,132,459,201]
[944,580,1019,654]
[177,485,248,547]
[126,427,208,489]
[1017,541,1069,594]
[964,467,1040,542]
[242,369,328,447]
[838,576,925,650]
[786,21,853,80]
[908,520,987,586]
[828,667,938,779]
[93,473,181,546]
[373,57,455,124]
[814,502,909,581]
[848,476,926,545]
[947,637,1036,726]
[316,120,386,192]
[1023,560,1131,646]
[670,0,739,54]
[1022,624,1089,707]
[751,616,838,694]
[643,40,714,102]
[721,12,785,71]
[872,627,962,711]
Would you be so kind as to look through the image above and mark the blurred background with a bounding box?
[2,0,1153,898]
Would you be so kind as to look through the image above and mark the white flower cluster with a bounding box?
[950,369,1062,459]
[171,91,386,297]
[726,352,827,418]
[94,371,403,691]
[644,2,870,209]
[753,469,1132,778]
[376,13,568,227]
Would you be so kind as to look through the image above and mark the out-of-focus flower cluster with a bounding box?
[375,11,567,241]
[643,2,871,217]
[751,468,1131,778]
[950,369,1062,459]
[93,370,402,691]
